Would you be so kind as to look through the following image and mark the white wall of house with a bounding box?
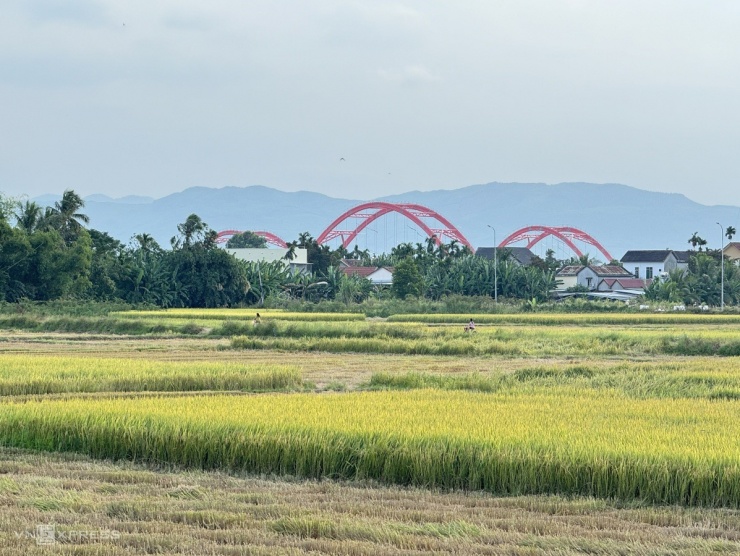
[556,268,599,290]
[628,256,676,280]
[556,276,578,290]
[575,267,600,290]
[367,268,393,285]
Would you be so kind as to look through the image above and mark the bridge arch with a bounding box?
[216,230,288,248]
[499,226,612,261]
[317,202,473,251]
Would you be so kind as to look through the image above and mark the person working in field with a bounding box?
[253,312,261,326]
[464,318,476,332]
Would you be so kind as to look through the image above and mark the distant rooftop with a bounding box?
[620,250,675,263]
[475,246,536,266]
[556,265,633,278]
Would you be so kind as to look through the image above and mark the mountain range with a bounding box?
[33,182,740,262]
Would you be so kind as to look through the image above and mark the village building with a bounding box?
[723,242,740,264]
[338,263,394,286]
[620,250,688,280]
[555,265,633,291]
[597,277,652,294]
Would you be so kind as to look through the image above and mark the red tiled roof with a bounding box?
[556,265,584,276]
[600,278,652,290]
[589,265,633,277]
[615,278,651,289]
[340,267,380,278]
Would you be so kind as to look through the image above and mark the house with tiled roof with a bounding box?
[340,265,394,285]
[555,265,633,291]
[597,277,652,293]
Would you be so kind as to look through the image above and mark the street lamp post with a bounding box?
[717,222,725,310]
[487,225,497,303]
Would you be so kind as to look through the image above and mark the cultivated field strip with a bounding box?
[368,356,740,400]
[386,313,740,325]
[229,322,740,356]
[0,355,302,395]
[114,309,365,321]
[2,390,740,506]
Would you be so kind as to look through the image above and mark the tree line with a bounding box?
[1,190,735,307]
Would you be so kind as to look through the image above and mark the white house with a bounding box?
[340,266,394,286]
[620,250,688,280]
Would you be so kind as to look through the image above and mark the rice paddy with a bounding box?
[1,307,740,553]
[3,389,740,506]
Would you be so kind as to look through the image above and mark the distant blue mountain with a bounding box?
[32,182,739,261]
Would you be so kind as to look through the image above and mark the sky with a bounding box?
[2,1,739,206]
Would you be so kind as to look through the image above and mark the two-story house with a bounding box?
[620,250,686,280]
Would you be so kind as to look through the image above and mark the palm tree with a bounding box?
[578,253,597,266]
[425,234,438,255]
[726,226,736,242]
[134,233,160,254]
[688,232,706,250]
[283,240,298,261]
[297,232,313,248]
[45,189,89,242]
[177,214,206,247]
[14,200,42,233]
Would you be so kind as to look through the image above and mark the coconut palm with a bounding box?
[14,200,43,233]
[45,189,89,242]
[134,233,160,254]
[176,214,207,247]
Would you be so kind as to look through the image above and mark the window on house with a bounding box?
[634,267,640,278]
[646,267,653,279]
[586,277,593,288]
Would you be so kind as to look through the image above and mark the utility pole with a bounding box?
[487,225,497,303]
[717,222,725,310]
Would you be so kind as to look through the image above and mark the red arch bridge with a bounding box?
[316,202,473,251]
[217,205,612,260]
[499,226,613,261]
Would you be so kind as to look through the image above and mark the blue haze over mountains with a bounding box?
[33,183,740,262]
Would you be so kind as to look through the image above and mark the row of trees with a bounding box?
[2,190,736,307]
[0,190,568,306]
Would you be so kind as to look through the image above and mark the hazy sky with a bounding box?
[2,1,739,205]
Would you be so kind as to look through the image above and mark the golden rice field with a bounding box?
[3,308,740,553]
[113,309,365,321]
[2,389,739,506]
[0,355,302,395]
